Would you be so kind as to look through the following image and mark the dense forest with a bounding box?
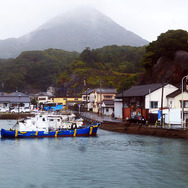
[139,29,188,85]
[0,29,187,96]
[141,29,188,69]
[0,45,145,95]
[0,49,79,93]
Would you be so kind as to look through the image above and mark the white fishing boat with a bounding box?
[12,112,84,132]
[1,112,99,138]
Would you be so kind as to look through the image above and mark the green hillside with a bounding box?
[0,45,145,95]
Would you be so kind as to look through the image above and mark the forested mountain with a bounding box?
[0,7,148,58]
[0,29,187,96]
[0,45,145,95]
[0,49,79,92]
[139,29,188,85]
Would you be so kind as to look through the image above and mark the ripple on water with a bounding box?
[0,121,188,187]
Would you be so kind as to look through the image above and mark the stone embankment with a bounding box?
[0,113,35,119]
[80,112,188,139]
[101,121,188,139]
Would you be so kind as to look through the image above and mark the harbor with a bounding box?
[80,112,188,139]
[1,119,188,187]
[1,111,188,140]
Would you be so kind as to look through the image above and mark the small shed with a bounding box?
[101,100,114,116]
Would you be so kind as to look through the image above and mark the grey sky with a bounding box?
[1,0,188,42]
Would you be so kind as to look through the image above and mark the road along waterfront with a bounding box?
[1,119,188,187]
[80,112,188,139]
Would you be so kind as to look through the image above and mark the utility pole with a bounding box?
[181,75,188,128]
[160,82,164,127]
[84,79,87,111]
[99,77,102,115]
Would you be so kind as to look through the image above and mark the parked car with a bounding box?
[24,107,31,113]
[127,115,146,124]
[0,107,9,113]
[10,107,30,113]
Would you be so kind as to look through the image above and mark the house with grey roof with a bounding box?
[115,83,178,120]
[0,92,30,112]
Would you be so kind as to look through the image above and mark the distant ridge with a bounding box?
[0,7,149,58]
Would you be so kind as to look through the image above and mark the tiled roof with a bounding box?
[116,83,163,97]
[103,100,114,105]
[0,92,30,103]
[82,88,94,95]
[94,88,117,94]
[0,96,30,103]
[102,100,114,107]
[167,89,187,98]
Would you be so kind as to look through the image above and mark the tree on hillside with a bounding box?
[117,74,139,93]
[141,29,188,69]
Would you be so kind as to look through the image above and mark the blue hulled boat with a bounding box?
[1,112,100,138]
[1,124,99,138]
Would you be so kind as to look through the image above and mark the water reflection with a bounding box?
[0,120,188,187]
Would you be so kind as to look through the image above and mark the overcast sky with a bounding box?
[1,0,188,42]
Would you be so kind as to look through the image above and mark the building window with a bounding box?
[104,95,112,99]
[185,101,188,108]
[150,101,158,108]
[180,101,188,108]
[123,102,128,108]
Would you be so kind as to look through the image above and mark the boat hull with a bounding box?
[1,125,99,138]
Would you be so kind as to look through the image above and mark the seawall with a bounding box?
[0,113,35,119]
[101,121,188,139]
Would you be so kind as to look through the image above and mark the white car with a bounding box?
[24,107,31,113]
[11,107,25,113]
[0,107,9,113]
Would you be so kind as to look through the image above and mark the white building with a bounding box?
[114,98,123,119]
[115,83,178,121]
[166,90,188,124]
[145,84,178,114]
[101,100,114,116]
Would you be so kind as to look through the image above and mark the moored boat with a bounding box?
[0,112,100,138]
[1,124,99,138]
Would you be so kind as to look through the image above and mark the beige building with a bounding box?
[167,90,188,122]
[82,88,117,113]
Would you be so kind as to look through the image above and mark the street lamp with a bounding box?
[181,75,188,128]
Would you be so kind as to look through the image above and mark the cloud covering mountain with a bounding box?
[0,7,148,58]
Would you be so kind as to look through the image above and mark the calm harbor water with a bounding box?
[1,120,188,188]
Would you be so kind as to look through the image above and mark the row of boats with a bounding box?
[1,112,100,138]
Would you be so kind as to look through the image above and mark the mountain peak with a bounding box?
[39,7,114,30]
[0,7,148,58]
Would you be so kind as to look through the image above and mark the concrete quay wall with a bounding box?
[101,121,188,139]
[0,113,35,119]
